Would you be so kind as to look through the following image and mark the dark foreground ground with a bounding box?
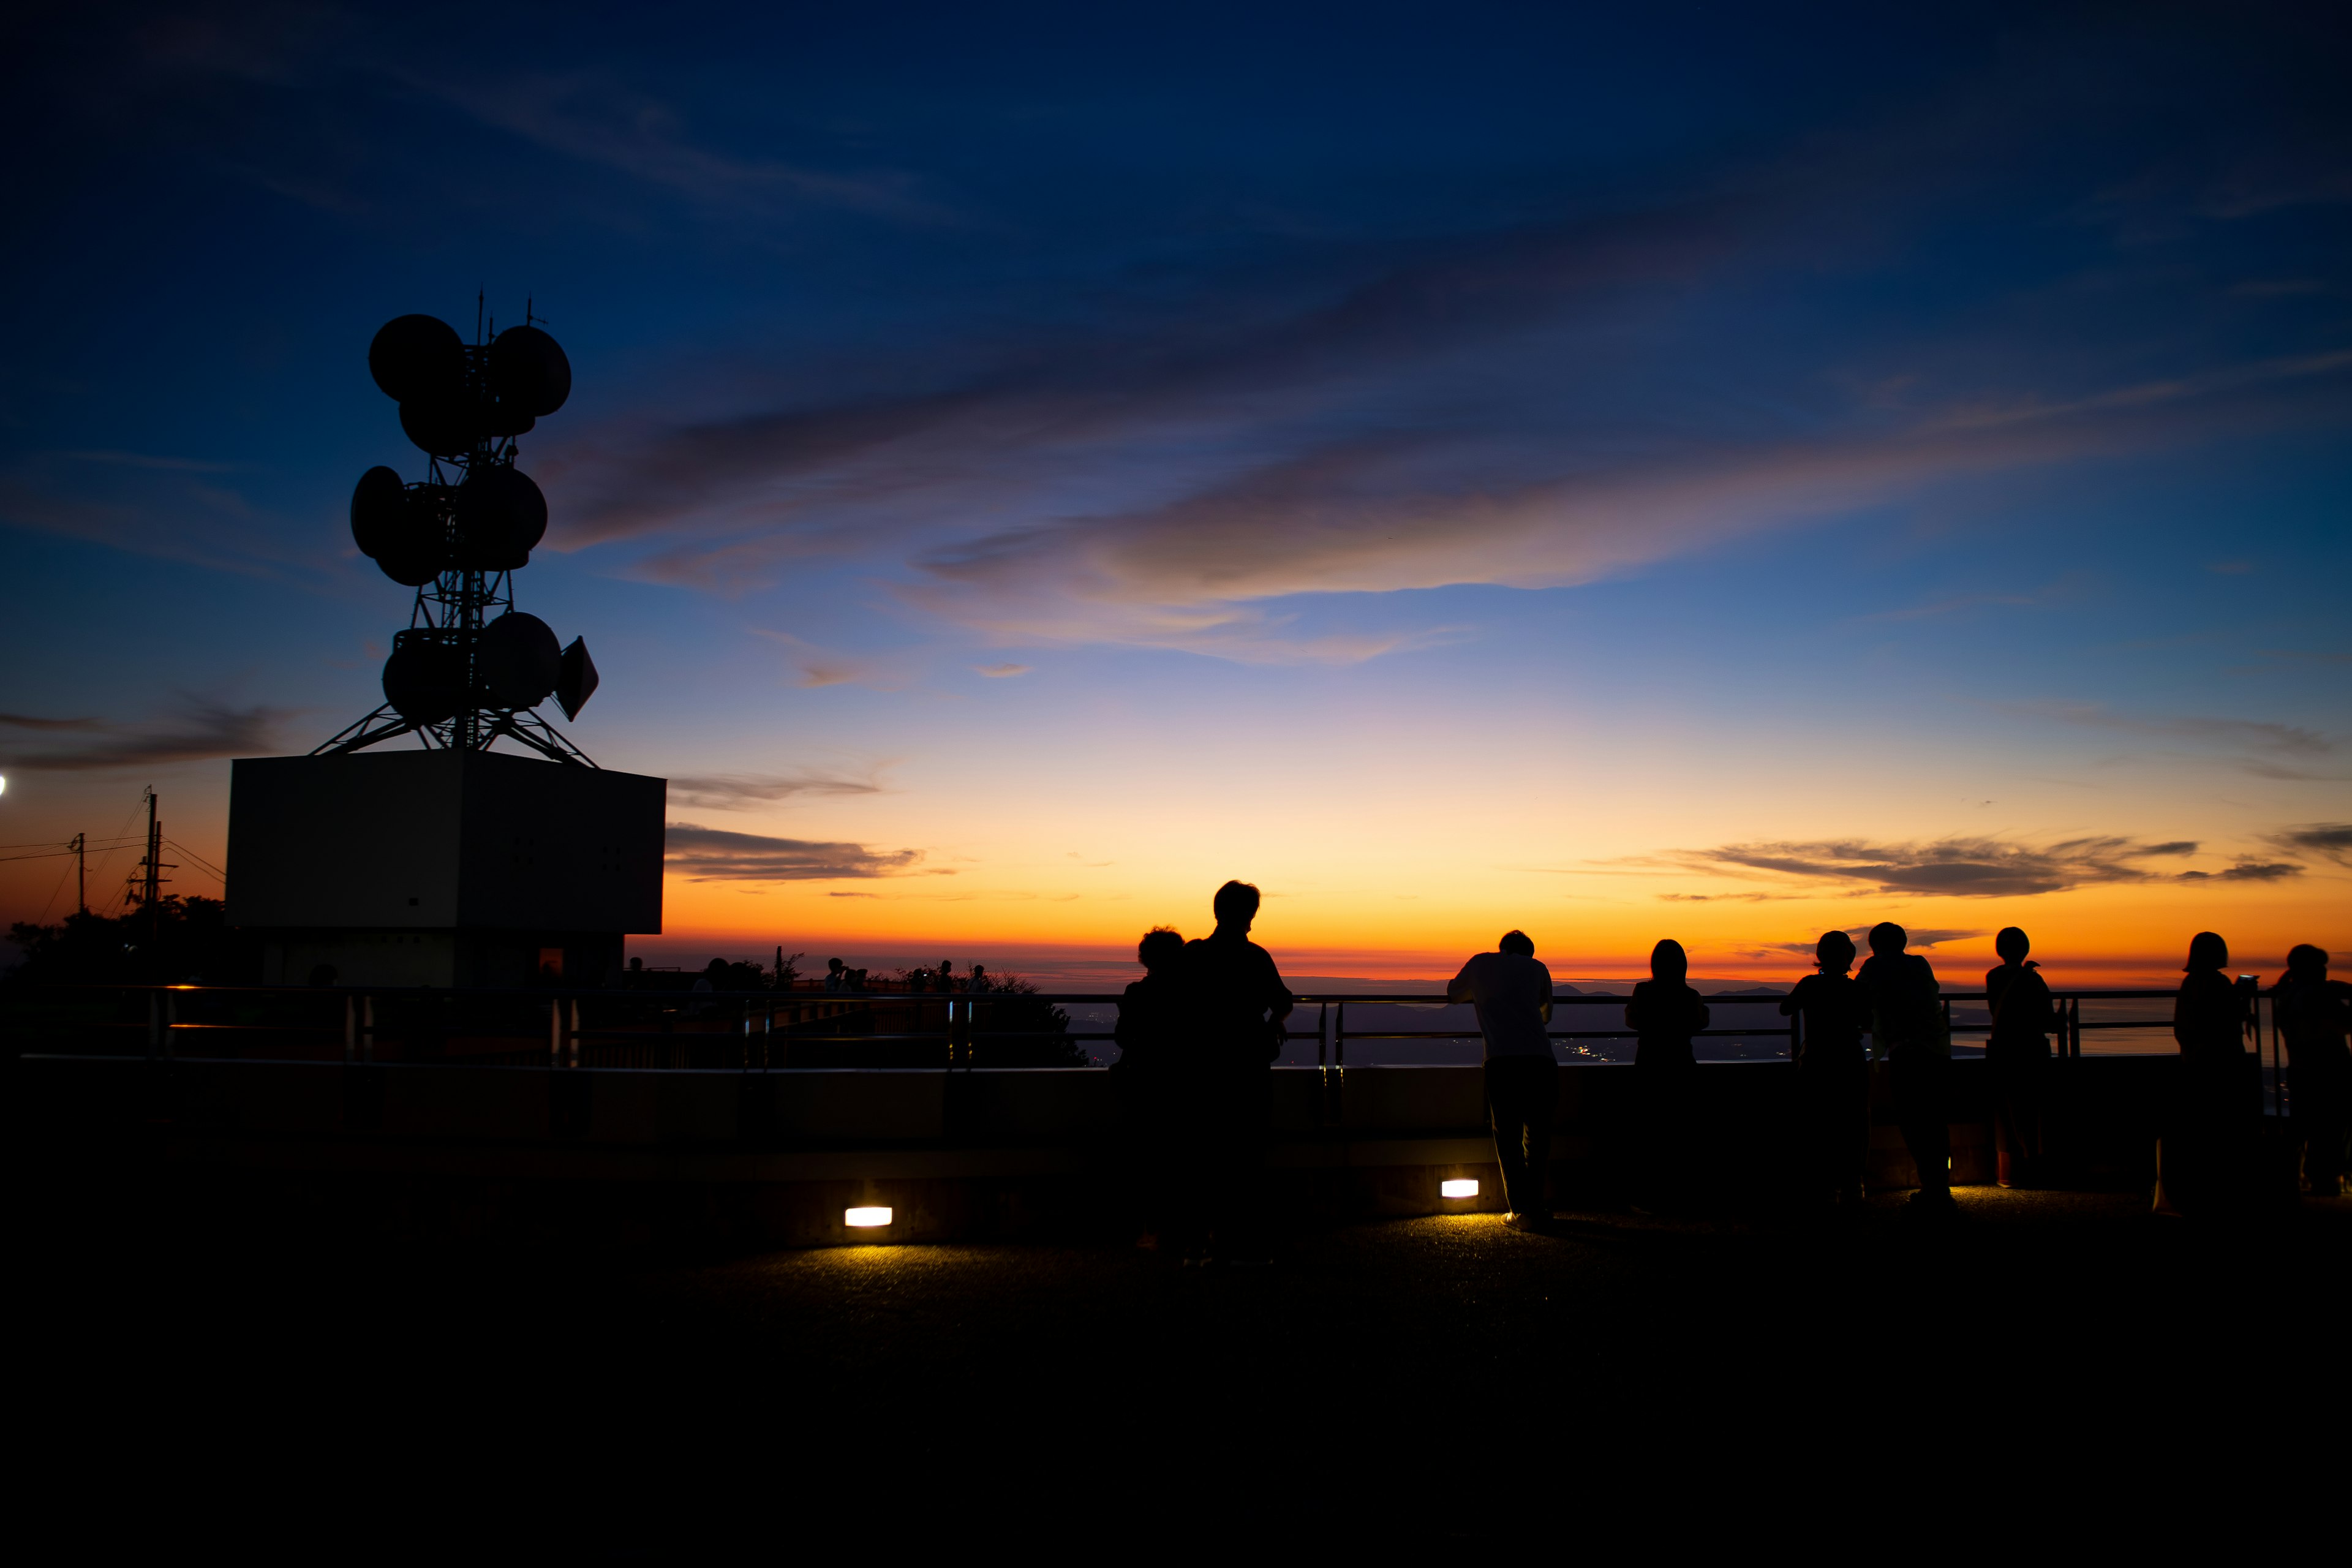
[20,1185,2348,1550]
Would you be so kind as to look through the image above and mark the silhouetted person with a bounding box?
[2272,944,2350,1197]
[1447,930,1558,1229]
[824,958,846,993]
[1114,927,1188,1248]
[968,965,990,993]
[692,957,726,1016]
[1859,922,1951,1212]
[1985,927,2056,1189]
[1781,930,1869,1206]
[1182,881,1293,1264]
[1626,939,1708,1209]
[2158,932,2253,1216]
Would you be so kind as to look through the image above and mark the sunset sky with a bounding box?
[3,2,2346,986]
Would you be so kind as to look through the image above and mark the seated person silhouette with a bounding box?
[1985,927,2056,1188]
[1182,880,1293,1265]
[2272,944,2351,1198]
[1626,939,1709,1210]
[1447,929,1558,1230]
[1858,923,1951,1212]
[824,958,846,993]
[1114,927,1188,1250]
[1781,930,1869,1206]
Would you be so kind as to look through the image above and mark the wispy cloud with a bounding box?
[1747,926,1984,957]
[0,698,294,771]
[2176,861,2301,883]
[0,713,102,732]
[666,770,889,812]
[1682,835,2202,898]
[663,823,942,882]
[974,663,1031,678]
[2270,823,2352,866]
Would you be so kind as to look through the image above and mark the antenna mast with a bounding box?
[314,300,600,765]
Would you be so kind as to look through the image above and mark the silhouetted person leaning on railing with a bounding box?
[1860,922,1952,1213]
[1447,930,1558,1231]
[1781,930,1868,1207]
[1181,881,1293,1265]
[1986,927,2056,1189]
[2157,932,2256,1217]
[1113,927,1187,1250]
[1626,939,1708,1210]
[2273,944,2350,1198]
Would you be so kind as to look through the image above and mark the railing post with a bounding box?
[550,997,563,1066]
[362,995,375,1063]
[147,990,162,1058]
[570,999,582,1069]
[345,994,356,1064]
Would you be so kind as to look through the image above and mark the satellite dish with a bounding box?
[453,464,547,570]
[369,315,465,404]
[477,611,561,709]
[556,636,600,720]
[382,632,466,725]
[366,481,448,583]
[350,466,406,558]
[399,396,482,458]
[489,325,571,418]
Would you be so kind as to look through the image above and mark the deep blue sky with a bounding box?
[2,1,2346,974]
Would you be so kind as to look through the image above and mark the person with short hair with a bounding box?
[824,957,846,994]
[1626,939,1709,1210]
[1858,923,1951,1212]
[1182,881,1293,1265]
[1985,927,2056,1188]
[2272,944,2350,1197]
[1447,929,1558,1229]
[1114,927,1188,1249]
[1781,930,1869,1205]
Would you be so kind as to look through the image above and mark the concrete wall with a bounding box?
[227,750,665,936]
[17,1054,2207,1250]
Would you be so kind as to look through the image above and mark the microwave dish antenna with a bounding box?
[316,296,602,766]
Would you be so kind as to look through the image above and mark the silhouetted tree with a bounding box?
[6,897,260,987]
[971,973,1087,1067]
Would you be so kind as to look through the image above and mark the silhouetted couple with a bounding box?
[1782,923,1953,1212]
[1114,880,1292,1265]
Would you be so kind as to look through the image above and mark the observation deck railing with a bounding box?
[1,978,2297,1115]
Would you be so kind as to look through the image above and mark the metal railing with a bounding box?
[1,979,2293,1114]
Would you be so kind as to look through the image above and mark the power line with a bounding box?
[164,838,226,884]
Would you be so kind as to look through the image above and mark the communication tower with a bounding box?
[225,301,666,989]
[315,298,599,763]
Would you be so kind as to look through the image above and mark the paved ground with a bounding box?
[20,1186,2346,1547]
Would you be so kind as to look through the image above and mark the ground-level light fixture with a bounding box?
[845,1206,892,1228]
[1440,1179,1479,1199]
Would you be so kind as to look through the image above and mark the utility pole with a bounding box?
[129,787,173,978]
[70,832,85,915]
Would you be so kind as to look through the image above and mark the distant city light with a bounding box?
[845,1206,892,1227]
[1440,1179,1479,1199]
